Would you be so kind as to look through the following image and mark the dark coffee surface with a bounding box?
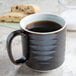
[26,21,62,33]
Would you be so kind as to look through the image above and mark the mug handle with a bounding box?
[7,30,27,65]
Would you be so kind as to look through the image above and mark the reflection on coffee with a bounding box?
[26,21,62,33]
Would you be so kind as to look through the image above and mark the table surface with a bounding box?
[0,0,76,76]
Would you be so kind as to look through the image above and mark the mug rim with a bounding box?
[20,13,66,35]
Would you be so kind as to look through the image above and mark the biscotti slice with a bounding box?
[11,4,40,14]
[0,12,26,22]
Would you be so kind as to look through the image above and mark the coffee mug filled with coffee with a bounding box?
[7,13,66,72]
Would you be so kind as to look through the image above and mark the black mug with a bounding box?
[7,13,66,72]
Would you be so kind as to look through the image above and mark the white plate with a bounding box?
[0,22,20,29]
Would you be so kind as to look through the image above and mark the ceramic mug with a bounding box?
[7,13,66,72]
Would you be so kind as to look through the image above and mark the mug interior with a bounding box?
[20,13,66,34]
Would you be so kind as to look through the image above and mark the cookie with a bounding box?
[0,12,27,22]
[11,4,40,14]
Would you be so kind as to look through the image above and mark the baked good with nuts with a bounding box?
[11,4,40,14]
[0,12,27,22]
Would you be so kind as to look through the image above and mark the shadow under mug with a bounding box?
[7,13,66,72]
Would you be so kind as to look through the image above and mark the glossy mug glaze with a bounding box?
[7,13,66,72]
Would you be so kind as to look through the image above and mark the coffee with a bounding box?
[7,13,66,71]
[26,21,62,33]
